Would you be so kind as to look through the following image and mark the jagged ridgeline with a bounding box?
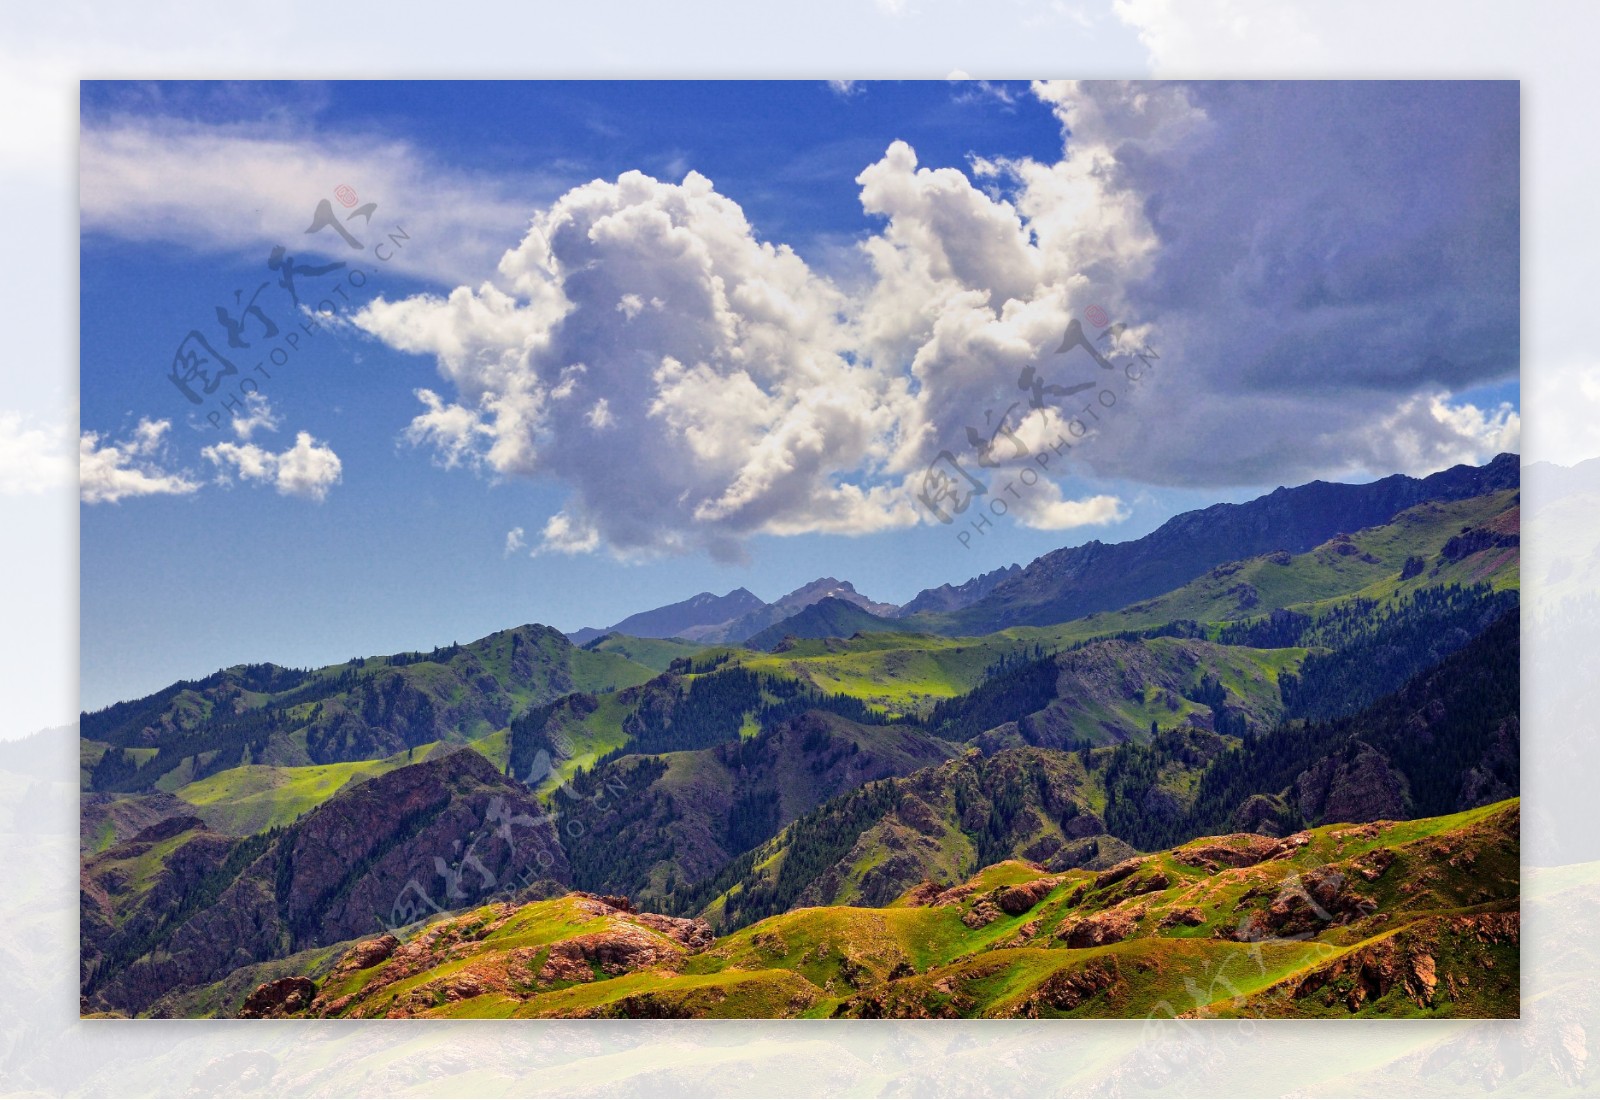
[78,457,1521,1018]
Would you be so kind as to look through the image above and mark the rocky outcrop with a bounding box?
[1019,957,1124,1015]
[309,893,716,1018]
[995,877,1057,916]
[1175,830,1309,872]
[961,899,1005,929]
[1233,864,1377,942]
[1093,858,1147,891]
[1229,793,1296,837]
[901,880,945,907]
[538,925,685,982]
[631,911,716,950]
[1287,912,1519,1013]
[341,934,400,975]
[1057,905,1142,949]
[1294,741,1412,825]
[238,976,317,1019]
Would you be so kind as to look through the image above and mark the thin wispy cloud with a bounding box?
[79,118,555,287]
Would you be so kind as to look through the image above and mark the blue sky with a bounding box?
[79,80,1520,710]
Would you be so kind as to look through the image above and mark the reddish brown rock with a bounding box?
[961,900,1004,929]
[630,911,715,949]
[1057,906,1139,949]
[1094,858,1145,891]
[932,883,976,907]
[536,924,685,983]
[345,934,399,971]
[995,877,1055,916]
[1020,957,1123,1015]
[238,976,316,1019]
[1176,834,1284,870]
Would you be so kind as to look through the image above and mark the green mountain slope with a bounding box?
[730,489,1517,717]
[578,633,709,672]
[83,624,658,794]
[921,453,1517,634]
[247,798,1517,1020]
[554,711,958,909]
[81,749,569,1017]
[745,597,907,651]
[168,740,453,835]
[670,600,1518,934]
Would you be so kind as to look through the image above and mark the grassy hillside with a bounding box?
[82,486,1517,834]
[170,740,451,835]
[745,597,907,651]
[1059,491,1519,636]
[554,711,958,909]
[80,750,572,1017]
[255,798,1516,1020]
[728,491,1516,717]
[921,454,1517,635]
[579,634,710,673]
[82,624,659,795]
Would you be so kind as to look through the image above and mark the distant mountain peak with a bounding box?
[567,586,768,643]
[896,563,1024,618]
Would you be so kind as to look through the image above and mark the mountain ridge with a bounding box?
[922,453,1520,634]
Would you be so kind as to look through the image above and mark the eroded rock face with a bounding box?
[1291,932,1441,1012]
[537,925,685,983]
[1294,741,1411,825]
[995,877,1056,916]
[238,976,316,1019]
[1230,794,1293,837]
[1057,906,1140,949]
[1020,958,1123,1015]
[630,911,715,950]
[962,900,1004,929]
[1175,834,1286,871]
[1233,864,1378,942]
[1094,858,1146,891]
[341,934,399,974]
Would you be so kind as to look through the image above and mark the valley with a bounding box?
[77,455,1522,1019]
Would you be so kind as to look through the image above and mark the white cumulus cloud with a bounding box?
[203,430,343,502]
[79,418,199,505]
[350,80,1519,558]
